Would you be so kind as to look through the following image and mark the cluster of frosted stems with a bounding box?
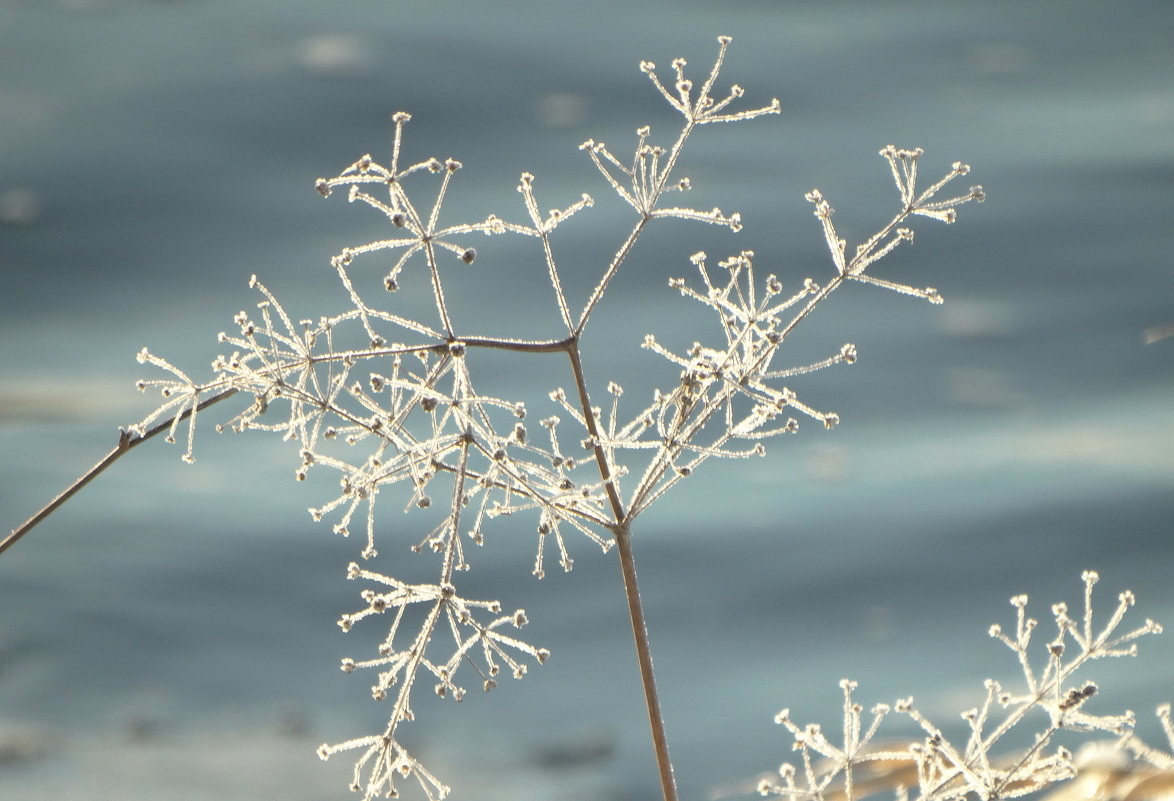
[131,37,986,801]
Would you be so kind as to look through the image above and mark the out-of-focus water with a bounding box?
[1,1,1172,799]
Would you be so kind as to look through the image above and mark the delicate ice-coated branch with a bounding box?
[613,143,983,518]
[574,39,779,336]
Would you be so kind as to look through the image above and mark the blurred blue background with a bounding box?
[1,1,1172,799]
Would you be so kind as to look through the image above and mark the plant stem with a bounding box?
[565,341,679,801]
[614,521,679,801]
[0,388,238,556]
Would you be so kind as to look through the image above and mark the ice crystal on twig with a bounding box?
[1120,704,1174,772]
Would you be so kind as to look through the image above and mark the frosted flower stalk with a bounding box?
[3,35,1010,801]
[120,37,988,801]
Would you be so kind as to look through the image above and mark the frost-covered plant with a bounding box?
[759,571,1166,801]
[30,34,1171,801]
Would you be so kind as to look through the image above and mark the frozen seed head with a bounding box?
[460,248,476,264]
[1060,683,1098,710]
[314,178,331,197]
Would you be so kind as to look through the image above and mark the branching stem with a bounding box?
[566,339,679,801]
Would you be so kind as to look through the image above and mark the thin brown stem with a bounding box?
[565,340,680,801]
[1,388,238,556]
[613,521,679,801]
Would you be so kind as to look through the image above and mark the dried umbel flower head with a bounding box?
[0,34,996,801]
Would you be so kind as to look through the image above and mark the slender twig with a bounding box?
[566,340,680,801]
[1,388,238,556]
[613,521,679,801]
